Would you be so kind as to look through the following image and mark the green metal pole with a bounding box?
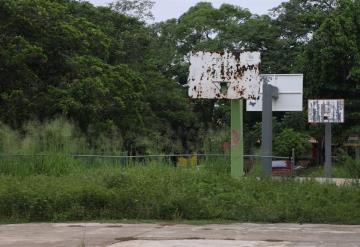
[231,99,244,178]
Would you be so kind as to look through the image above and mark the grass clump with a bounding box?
[297,157,360,179]
[343,157,360,179]
[1,161,360,224]
[0,119,359,224]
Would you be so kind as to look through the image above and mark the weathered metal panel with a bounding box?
[187,51,261,99]
[246,74,304,112]
[308,99,345,123]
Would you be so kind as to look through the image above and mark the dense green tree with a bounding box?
[0,0,358,155]
[0,0,149,150]
[272,0,337,43]
[281,112,308,132]
[303,0,360,130]
[270,0,338,72]
[110,0,155,21]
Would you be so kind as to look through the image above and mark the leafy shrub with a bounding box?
[281,112,307,132]
[274,128,311,157]
[343,157,360,179]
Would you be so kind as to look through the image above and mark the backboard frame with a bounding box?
[246,74,303,112]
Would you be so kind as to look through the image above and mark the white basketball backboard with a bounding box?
[308,99,344,123]
[187,51,261,99]
[246,74,303,112]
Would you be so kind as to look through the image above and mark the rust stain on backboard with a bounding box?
[187,51,261,99]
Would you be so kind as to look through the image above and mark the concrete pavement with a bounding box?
[0,223,360,247]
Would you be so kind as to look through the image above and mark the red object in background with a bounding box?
[272,160,292,176]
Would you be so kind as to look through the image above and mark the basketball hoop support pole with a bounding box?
[231,99,244,178]
[324,123,332,178]
[261,77,279,176]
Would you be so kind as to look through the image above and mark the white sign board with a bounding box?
[308,99,344,123]
[246,74,303,112]
[187,51,261,99]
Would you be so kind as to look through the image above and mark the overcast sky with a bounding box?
[88,0,287,22]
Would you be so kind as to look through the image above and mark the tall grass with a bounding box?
[0,118,127,155]
[343,156,360,179]
[0,123,21,154]
[21,119,87,154]
[0,119,360,224]
[297,157,360,179]
[0,163,360,224]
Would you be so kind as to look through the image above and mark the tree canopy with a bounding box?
[0,0,358,154]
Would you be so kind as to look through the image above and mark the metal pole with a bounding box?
[231,99,244,178]
[291,148,295,175]
[261,78,273,176]
[324,123,332,178]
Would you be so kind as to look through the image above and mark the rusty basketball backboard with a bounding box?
[187,51,261,99]
[308,99,345,123]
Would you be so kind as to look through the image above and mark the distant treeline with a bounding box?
[0,0,359,154]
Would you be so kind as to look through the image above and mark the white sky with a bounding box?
[87,0,287,22]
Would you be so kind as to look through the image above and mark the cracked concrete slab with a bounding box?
[0,223,158,247]
[0,223,360,247]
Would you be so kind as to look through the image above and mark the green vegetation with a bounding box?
[297,164,350,178]
[343,157,360,179]
[1,160,360,224]
[0,0,359,154]
[0,0,359,225]
[0,120,359,224]
[274,128,311,157]
[298,157,360,179]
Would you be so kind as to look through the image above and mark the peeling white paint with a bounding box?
[308,99,345,123]
[187,51,261,99]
